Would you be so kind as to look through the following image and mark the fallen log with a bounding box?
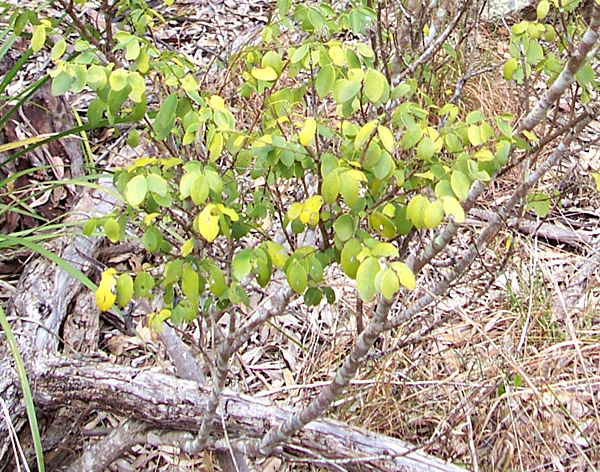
[33,356,466,472]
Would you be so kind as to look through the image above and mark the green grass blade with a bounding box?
[0,234,96,291]
[0,305,45,472]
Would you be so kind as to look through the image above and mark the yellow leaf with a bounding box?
[197,204,220,242]
[298,117,317,146]
[96,269,117,311]
[299,195,323,225]
[208,95,225,110]
[250,66,278,81]
[216,203,239,221]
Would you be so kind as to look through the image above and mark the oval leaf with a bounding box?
[126,175,148,207]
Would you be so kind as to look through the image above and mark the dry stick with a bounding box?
[189,310,237,453]
[66,420,150,472]
[238,293,394,457]
[394,0,471,83]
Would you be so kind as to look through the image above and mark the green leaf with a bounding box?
[127,72,145,103]
[232,249,253,280]
[304,287,323,306]
[51,71,73,96]
[287,262,307,293]
[307,254,323,282]
[334,214,355,241]
[182,263,199,301]
[373,151,394,180]
[87,65,108,90]
[371,242,399,258]
[341,238,361,278]
[526,41,544,65]
[134,272,155,298]
[527,192,550,217]
[369,211,396,238]
[191,175,209,205]
[125,174,148,207]
[116,274,134,307]
[51,39,66,60]
[208,265,226,296]
[503,57,518,80]
[104,218,120,243]
[291,43,309,63]
[315,64,335,97]
[153,93,178,141]
[450,170,471,201]
[339,171,359,208]
[147,173,168,197]
[31,25,46,52]
[417,136,435,160]
[109,68,129,92]
[401,125,422,150]
[333,79,360,104]
[364,69,388,103]
[356,257,380,302]
[262,51,284,75]
[125,37,140,60]
[143,227,162,252]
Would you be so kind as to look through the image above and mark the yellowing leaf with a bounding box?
[31,25,46,52]
[216,203,239,221]
[251,66,278,81]
[287,202,304,221]
[299,117,317,146]
[299,195,323,226]
[423,199,444,229]
[125,174,148,207]
[406,195,429,229]
[379,268,399,300]
[378,125,394,153]
[356,257,380,302]
[209,95,225,109]
[441,196,465,223]
[450,170,471,201]
[390,262,415,290]
[467,125,483,146]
